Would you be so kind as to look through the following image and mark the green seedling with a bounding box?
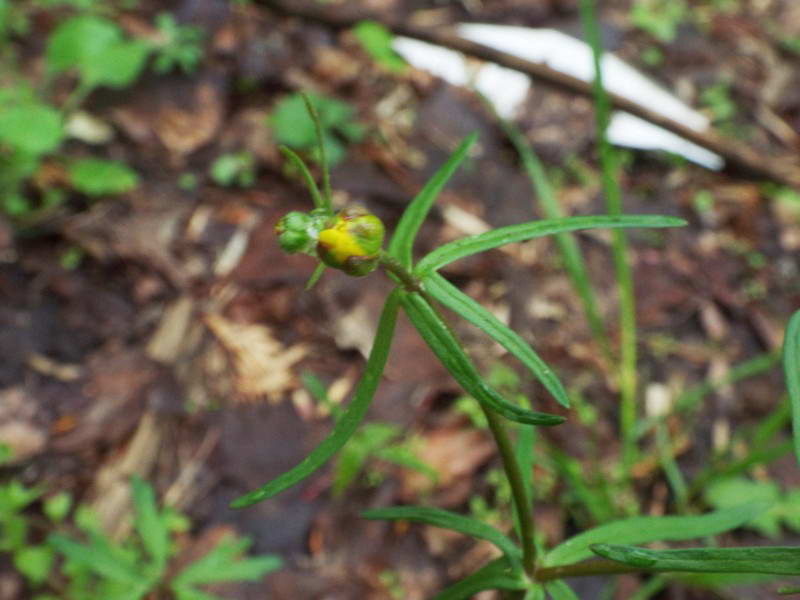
[210,151,256,187]
[301,372,437,495]
[1,477,281,599]
[630,0,688,43]
[152,12,204,74]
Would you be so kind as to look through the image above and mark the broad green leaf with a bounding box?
[546,580,580,600]
[131,476,170,569]
[0,481,42,513]
[0,514,27,551]
[544,502,770,567]
[362,506,521,565]
[69,158,139,196]
[172,535,282,585]
[0,104,63,155]
[423,272,569,408]
[49,534,141,584]
[14,545,54,585]
[43,492,72,523]
[415,215,686,275]
[432,557,527,600]
[82,40,150,89]
[401,291,565,427]
[785,309,800,467]
[46,15,121,73]
[388,133,477,269]
[592,544,800,576]
[352,21,406,72]
[231,288,401,507]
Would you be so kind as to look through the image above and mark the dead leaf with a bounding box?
[204,313,307,402]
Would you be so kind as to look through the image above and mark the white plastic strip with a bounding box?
[393,24,723,170]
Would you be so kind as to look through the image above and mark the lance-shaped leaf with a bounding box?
[362,506,521,567]
[131,476,169,571]
[785,309,800,467]
[48,534,142,585]
[424,272,569,408]
[545,580,580,600]
[544,502,770,567]
[415,215,686,275]
[388,133,477,269]
[230,289,401,508]
[401,291,565,426]
[432,557,527,600]
[592,544,800,576]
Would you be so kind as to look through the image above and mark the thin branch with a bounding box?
[257,0,800,188]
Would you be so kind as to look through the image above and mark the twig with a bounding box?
[257,0,800,188]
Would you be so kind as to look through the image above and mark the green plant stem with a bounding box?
[301,93,333,212]
[535,559,648,581]
[578,0,638,471]
[483,405,537,576]
[377,252,538,575]
[378,251,424,293]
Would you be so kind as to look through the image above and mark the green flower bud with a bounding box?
[316,205,385,277]
[275,211,316,254]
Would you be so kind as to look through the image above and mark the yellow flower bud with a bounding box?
[317,205,384,277]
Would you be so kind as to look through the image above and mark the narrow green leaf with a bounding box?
[173,535,282,586]
[497,109,611,361]
[544,502,770,567]
[279,146,325,212]
[545,580,580,600]
[388,133,477,268]
[423,272,569,408]
[131,476,169,569]
[780,585,800,595]
[592,544,800,576]
[231,289,401,508]
[362,506,521,565]
[48,534,140,584]
[432,557,527,600]
[525,587,546,600]
[784,309,800,467]
[579,0,639,470]
[401,292,565,427]
[305,263,327,290]
[415,215,686,275]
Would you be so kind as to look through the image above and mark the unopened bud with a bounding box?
[317,205,384,277]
